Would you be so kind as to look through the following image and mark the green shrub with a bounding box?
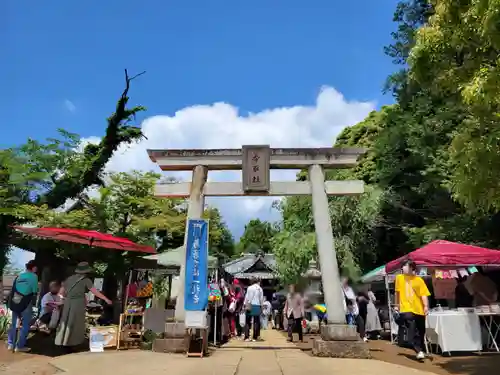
[0,315,11,339]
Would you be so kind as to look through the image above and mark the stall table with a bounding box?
[426,310,482,355]
[477,312,500,352]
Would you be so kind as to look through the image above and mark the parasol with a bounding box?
[313,304,326,313]
[13,226,156,254]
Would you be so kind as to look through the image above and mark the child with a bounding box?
[38,281,62,333]
[346,299,356,326]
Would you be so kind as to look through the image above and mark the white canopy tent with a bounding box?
[142,245,218,299]
[143,245,218,268]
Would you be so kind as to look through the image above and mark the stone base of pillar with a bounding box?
[312,324,371,359]
[152,322,188,353]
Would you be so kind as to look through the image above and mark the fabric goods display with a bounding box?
[208,283,222,301]
[136,282,153,297]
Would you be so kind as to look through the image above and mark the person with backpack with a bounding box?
[7,260,39,352]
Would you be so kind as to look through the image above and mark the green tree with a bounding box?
[238,219,277,253]
[272,184,388,283]
[11,171,186,296]
[0,70,147,281]
[203,207,235,261]
[406,0,500,212]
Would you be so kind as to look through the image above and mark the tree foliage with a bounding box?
[0,70,147,277]
[10,171,234,273]
[273,0,500,282]
[238,219,277,254]
[406,0,500,212]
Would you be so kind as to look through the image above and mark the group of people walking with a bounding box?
[230,276,383,344]
[227,277,307,342]
[9,260,428,355]
[7,261,112,353]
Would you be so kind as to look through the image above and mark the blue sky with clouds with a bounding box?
[2,0,399,267]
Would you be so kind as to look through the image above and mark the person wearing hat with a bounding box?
[394,260,430,361]
[55,262,112,351]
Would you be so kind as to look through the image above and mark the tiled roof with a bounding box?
[223,252,276,275]
[232,271,276,280]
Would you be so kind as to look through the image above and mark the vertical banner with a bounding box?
[184,219,209,311]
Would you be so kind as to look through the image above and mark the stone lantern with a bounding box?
[303,259,323,305]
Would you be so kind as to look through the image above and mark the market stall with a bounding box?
[12,226,157,351]
[362,240,500,354]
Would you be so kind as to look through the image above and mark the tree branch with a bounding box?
[41,70,147,209]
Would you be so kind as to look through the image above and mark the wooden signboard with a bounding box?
[242,145,271,193]
[89,325,118,352]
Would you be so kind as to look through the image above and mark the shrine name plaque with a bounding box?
[242,145,271,193]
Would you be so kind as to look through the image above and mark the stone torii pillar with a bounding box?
[148,146,368,357]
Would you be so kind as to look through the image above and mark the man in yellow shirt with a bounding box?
[394,260,430,360]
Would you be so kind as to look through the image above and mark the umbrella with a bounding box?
[360,265,386,283]
[13,226,156,254]
[313,304,327,313]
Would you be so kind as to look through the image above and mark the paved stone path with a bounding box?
[2,330,439,375]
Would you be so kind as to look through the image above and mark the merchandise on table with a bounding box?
[125,300,144,314]
[136,281,153,297]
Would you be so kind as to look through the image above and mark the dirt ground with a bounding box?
[2,331,500,375]
[0,332,86,374]
[292,333,500,375]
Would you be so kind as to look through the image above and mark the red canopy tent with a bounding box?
[385,240,500,273]
[13,226,156,254]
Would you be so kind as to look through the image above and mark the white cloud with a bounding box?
[9,87,373,266]
[91,86,374,238]
[64,99,76,113]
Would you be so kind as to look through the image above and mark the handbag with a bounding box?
[228,300,236,313]
[7,277,34,314]
[239,312,246,327]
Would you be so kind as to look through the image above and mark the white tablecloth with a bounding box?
[426,311,482,353]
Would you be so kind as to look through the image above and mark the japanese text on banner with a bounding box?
[184,219,209,311]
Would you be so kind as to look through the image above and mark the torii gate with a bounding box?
[148,146,368,356]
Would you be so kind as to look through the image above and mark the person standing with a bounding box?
[244,277,263,341]
[365,287,382,338]
[55,262,112,352]
[234,282,245,338]
[356,291,369,342]
[261,296,272,330]
[284,284,304,343]
[341,276,366,342]
[271,294,282,329]
[7,260,39,352]
[394,260,430,361]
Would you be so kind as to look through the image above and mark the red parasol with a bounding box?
[13,226,156,254]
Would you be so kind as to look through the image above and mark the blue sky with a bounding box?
[3,0,399,266]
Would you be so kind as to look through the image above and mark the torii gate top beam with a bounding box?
[147,147,365,171]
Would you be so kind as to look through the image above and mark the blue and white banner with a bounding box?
[184,219,209,311]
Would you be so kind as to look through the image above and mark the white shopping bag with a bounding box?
[239,312,246,327]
